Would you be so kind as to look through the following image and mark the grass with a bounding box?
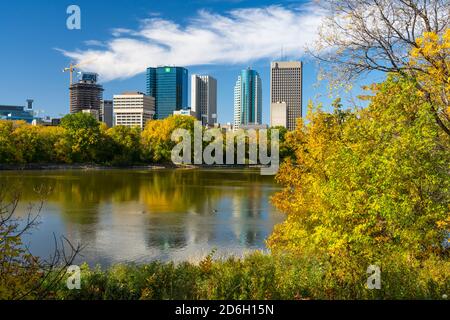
[49,251,449,300]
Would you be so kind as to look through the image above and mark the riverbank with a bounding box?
[0,163,270,171]
[0,163,173,171]
[47,252,448,300]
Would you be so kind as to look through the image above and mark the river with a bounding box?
[0,168,285,266]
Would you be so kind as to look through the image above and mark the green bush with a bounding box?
[50,251,448,300]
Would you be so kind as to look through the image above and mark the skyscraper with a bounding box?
[191,75,217,126]
[100,100,114,128]
[69,72,103,114]
[270,61,303,130]
[233,68,262,130]
[146,66,188,119]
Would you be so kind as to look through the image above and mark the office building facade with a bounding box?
[113,92,155,130]
[70,72,103,114]
[0,104,34,123]
[270,102,287,128]
[191,75,217,126]
[233,68,262,130]
[146,66,188,119]
[270,61,302,130]
[100,100,114,128]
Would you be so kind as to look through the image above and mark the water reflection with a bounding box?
[0,169,285,266]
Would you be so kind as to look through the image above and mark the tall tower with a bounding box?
[233,68,262,130]
[270,61,303,130]
[191,75,217,126]
[146,66,188,119]
[69,72,103,114]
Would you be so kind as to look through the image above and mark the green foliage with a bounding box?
[269,75,450,294]
[51,251,448,300]
[141,115,196,163]
[60,113,101,163]
[106,125,142,165]
[0,114,291,166]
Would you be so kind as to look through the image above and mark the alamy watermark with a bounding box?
[66,265,81,290]
[366,265,381,290]
[66,5,81,30]
[171,121,280,175]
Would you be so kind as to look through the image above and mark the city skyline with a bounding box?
[0,0,381,125]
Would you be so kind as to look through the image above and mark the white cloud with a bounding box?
[59,3,325,82]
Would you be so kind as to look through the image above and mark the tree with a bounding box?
[60,113,101,163]
[268,76,449,293]
[313,0,450,135]
[141,115,196,163]
[0,188,81,299]
[0,121,16,164]
[106,125,142,165]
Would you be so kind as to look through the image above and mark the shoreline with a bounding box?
[0,163,269,171]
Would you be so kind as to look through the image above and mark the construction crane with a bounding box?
[63,59,95,85]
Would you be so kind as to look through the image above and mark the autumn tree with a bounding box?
[59,113,101,163]
[141,115,196,163]
[268,76,449,295]
[313,0,450,135]
[0,121,17,163]
[0,189,81,299]
[106,125,142,165]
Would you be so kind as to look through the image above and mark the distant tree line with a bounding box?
[0,114,292,166]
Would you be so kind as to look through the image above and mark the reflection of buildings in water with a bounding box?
[74,202,152,265]
[230,185,265,247]
[144,213,188,251]
[184,209,217,245]
[4,170,284,265]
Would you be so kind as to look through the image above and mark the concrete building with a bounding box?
[0,105,34,123]
[82,108,100,121]
[70,72,103,114]
[113,92,155,130]
[216,123,234,133]
[191,75,217,126]
[100,100,114,127]
[270,102,287,128]
[173,109,196,117]
[0,100,34,123]
[240,124,268,130]
[146,66,188,119]
[233,68,262,130]
[32,117,61,127]
[270,61,303,130]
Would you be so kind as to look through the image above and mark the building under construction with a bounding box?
[69,72,103,114]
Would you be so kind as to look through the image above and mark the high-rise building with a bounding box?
[270,61,303,130]
[70,72,103,114]
[270,102,287,128]
[146,66,188,119]
[191,75,217,126]
[100,100,114,128]
[233,68,262,130]
[113,92,155,130]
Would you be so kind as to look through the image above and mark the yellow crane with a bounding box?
[63,59,95,85]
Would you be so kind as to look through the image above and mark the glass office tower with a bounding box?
[146,66,188,119]
[233,68,262,129]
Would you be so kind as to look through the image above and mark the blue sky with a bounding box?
[0,0,379,123]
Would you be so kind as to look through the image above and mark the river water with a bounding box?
[1,169,285,266]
